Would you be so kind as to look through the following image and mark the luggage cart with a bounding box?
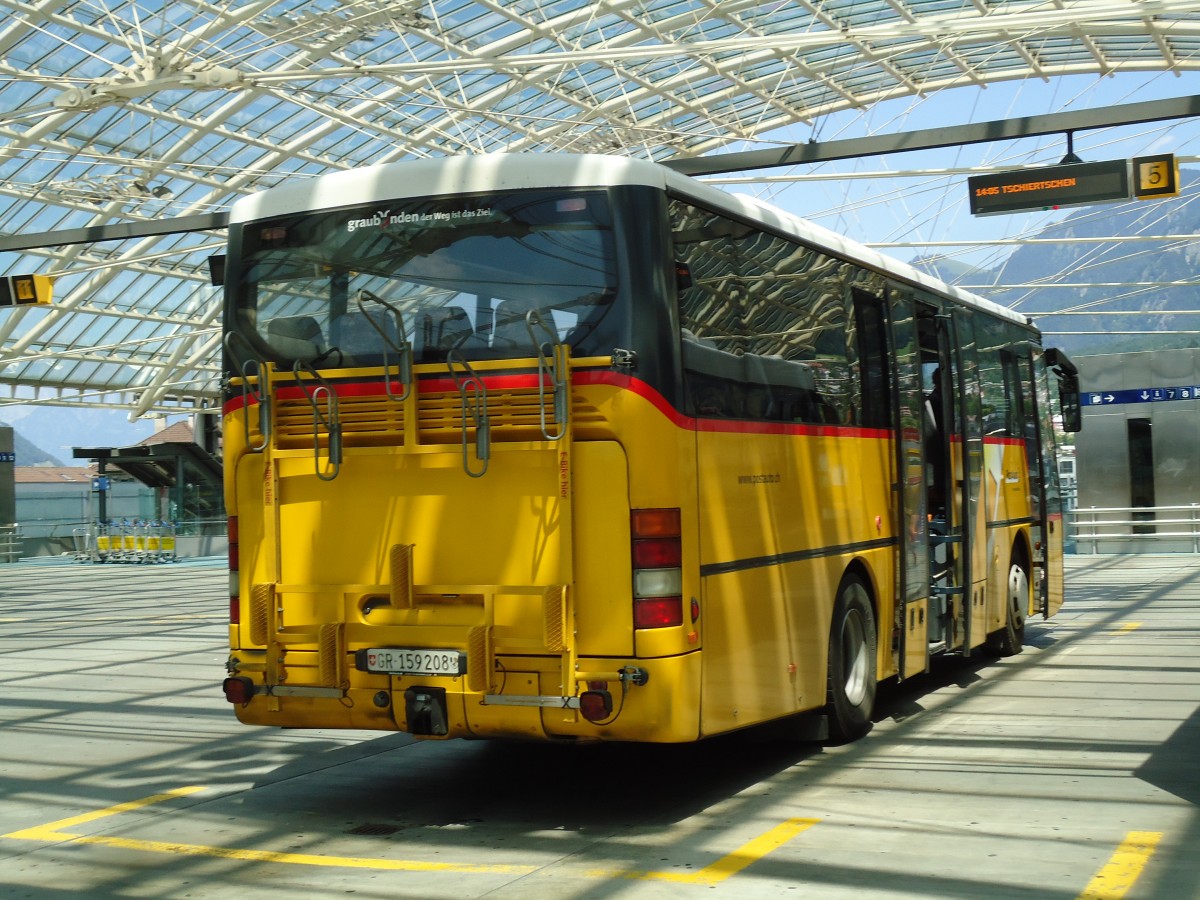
[124,521,139,562]
[72,526,93,562]
[132,520,149,563]
[144,521,163,563]
[94,521,114,563]
[159,521,177,563]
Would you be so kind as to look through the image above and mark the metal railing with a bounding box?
[1068,505,1200,553]
[0,524,22,563]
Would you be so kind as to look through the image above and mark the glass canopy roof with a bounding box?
[1,0,1198,415]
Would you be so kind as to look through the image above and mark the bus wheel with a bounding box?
[989,554,1028,657]
[826,573,877,743]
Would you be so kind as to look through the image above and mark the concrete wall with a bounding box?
[1077,348,1200,552]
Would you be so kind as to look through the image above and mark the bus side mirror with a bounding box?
[208,255,227,287]
[1045,348,1081,433]
[1058,375,1081,433]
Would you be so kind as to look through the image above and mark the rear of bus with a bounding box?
[220,155,705,742]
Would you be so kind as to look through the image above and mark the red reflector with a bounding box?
[229,597,240,625]
[690,597,700,623]
[223,676,255,704]
[631,508,681,538]
[632,538,681,568]
[634,596,683,629]
[579,690,613,722]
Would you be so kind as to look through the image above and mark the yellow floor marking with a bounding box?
[1077,831,1162,899]
[1110,622,1143,634]
[6,788,815,884]
[593,817,819,885]
[4,786,206,841]
[61,834,537,873]
[4,786,534,875]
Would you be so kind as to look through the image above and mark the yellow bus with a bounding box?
[220,153,1080,743]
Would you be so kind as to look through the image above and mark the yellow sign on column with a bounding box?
[3,274,54,305]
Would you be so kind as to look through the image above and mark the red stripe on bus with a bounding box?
[224,368,892,440]
[574,370,891,439]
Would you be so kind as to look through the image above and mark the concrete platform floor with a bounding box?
[0,554,1196,899]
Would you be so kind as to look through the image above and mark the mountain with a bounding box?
[0,406,158,466]
[913,167,1200,356]
[0,425,63,466]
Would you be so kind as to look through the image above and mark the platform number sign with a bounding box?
[1133,154,1178,200]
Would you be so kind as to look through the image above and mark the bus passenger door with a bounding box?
[951,308,987,654]
[1025,351,1064,618]
[922,305,985,655]
[889,292,930,679]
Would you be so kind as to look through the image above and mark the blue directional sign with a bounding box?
[1084,386,1200,406]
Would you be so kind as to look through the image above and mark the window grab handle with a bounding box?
[224,332,271,452]
[447,345,489,478]
[292,360,342,481]
[354,289,412,401]
[525,310,568,441]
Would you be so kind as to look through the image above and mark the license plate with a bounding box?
[357,648,466,676]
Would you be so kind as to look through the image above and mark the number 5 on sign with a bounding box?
[1133,154,1178,199]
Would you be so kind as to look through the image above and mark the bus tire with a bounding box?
[988,551,1028,657]
[826,572,877,743]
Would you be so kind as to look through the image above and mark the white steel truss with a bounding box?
[1,0,1199,413]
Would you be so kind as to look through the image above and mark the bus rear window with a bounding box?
[234,190,619,366]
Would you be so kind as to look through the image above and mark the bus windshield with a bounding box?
[232,189,620,366]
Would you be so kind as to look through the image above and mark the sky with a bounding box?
[724,70,1200,270]
[6,70,1200,460]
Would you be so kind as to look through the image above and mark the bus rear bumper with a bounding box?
[225,651,701,742]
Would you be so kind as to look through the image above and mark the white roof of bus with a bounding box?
[230,152,1029,329]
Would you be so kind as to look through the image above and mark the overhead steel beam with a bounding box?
[663,94,1200,176]
[0,212,230,253]
[4,95,1199,253]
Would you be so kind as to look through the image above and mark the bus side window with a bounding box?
[743,354,818,422]
[682,334,743,418]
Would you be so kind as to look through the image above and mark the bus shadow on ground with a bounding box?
[248,723,824,832]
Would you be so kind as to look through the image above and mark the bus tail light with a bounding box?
[631,508,682,629]
[579,690,613,722]
[227,516,240,624]
[634,596,683,628]
[223,676,255,704]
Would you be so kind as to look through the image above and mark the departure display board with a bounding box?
[968,159,1130,215]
